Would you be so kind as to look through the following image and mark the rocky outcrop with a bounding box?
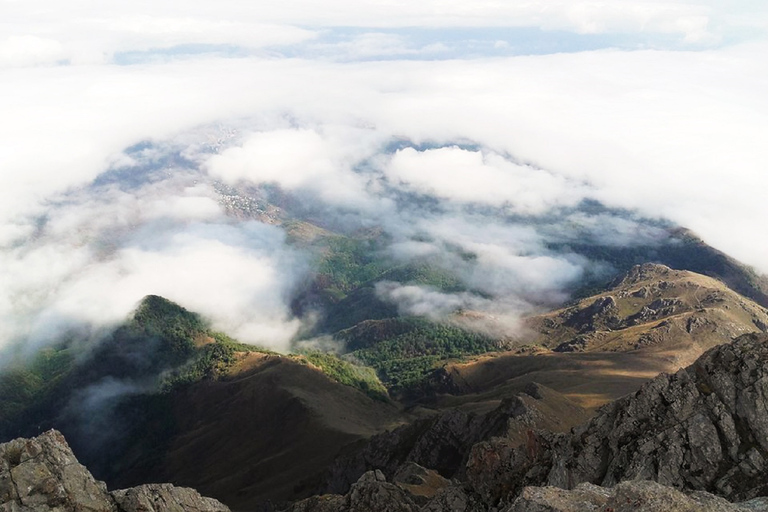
[289,475,768,512]
[289,469,492,512]
[467,333,768,506]
[0,429,115,512]
[0,430,228,512]
[562,295,622,333]
[112,484,230,512]
[528,263,768,354]
[324,383,589,495]
[287,470,418,512]
[392,463,452,505]
[420,485,485,512]
[507,480,768,512]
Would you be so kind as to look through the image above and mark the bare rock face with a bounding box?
[505,480,768,512]
[287,470,418,512]
[111,484,230,512]
[562,295,621,333]
[528,263,768,355]
[324,383,589,496]
[467,333,768,506]
[348,470,418,512]
[0,429,115,512]
[0,430,229,512]
[420,485,486,512]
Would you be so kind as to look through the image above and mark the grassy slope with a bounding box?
[426,264,768,412]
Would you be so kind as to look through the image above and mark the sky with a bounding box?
[1,0,767,353]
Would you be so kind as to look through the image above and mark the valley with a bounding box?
[2,181,768,511]
[2,221,767,511]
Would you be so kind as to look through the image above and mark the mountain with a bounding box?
[2,252,768,510]
[112,352,405,510]
[9,333,768,511]
[465,332,768,506]
[547,226,768,309]
[0,295,408,510]
[528,262,768,354]
[288,333,768,511]
[320,383,591,497]
[421,263,768,411]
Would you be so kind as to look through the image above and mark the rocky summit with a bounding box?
[0,430,228,512]
[466,332,768,507]
[289,332,768,511]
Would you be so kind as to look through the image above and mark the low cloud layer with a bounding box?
[1,1,766,356]
[386,146,585,214]
[0,157,307,355]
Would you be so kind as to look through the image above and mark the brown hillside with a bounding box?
[426,264,768,411]
[115,353,407,511]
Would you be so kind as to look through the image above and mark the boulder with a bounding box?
[0,430,228,512]
[0,429,114,512]
[111,484,229,512]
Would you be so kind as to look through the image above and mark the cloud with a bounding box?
[386,146,586,214]
[41,225,305,350]
[1,1,767,357]
[375,281,487,318]
[205,126,392,213]
[0,35,66,67]
[0,165,308,355]
[373,281,529,338]
[207,129,334,189]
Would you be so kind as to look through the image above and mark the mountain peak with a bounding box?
[610,262,677,288]
[129,294,208,338]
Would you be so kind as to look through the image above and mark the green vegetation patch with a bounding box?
[316,236,389,297]
[347,318,502,395]
[0,295,272,439]
[293,351,389,401]
[0,345,75,437]
[160,332,274,391]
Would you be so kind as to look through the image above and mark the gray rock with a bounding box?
[467,333,768,506]
[421,485,487,512]
[286,470,418,512]
[505,483,609,512]
[392,462,451,504]
[0,429,114,512]
[0,431,229,512]
[348,470,418,512]
[285,494,347,512]
[505,480,768,512]
[324,384,587,496]
[111,484,229,512]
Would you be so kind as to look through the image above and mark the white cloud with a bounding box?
[39,228,304,350]
[0,35,65,67]
[205,125,392,212]
[375,281,485,318]
[207,129,334,189]
[386,146,585,214]
[2,0,760,72]
[1,0,768,355]
[7,220,306,353]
